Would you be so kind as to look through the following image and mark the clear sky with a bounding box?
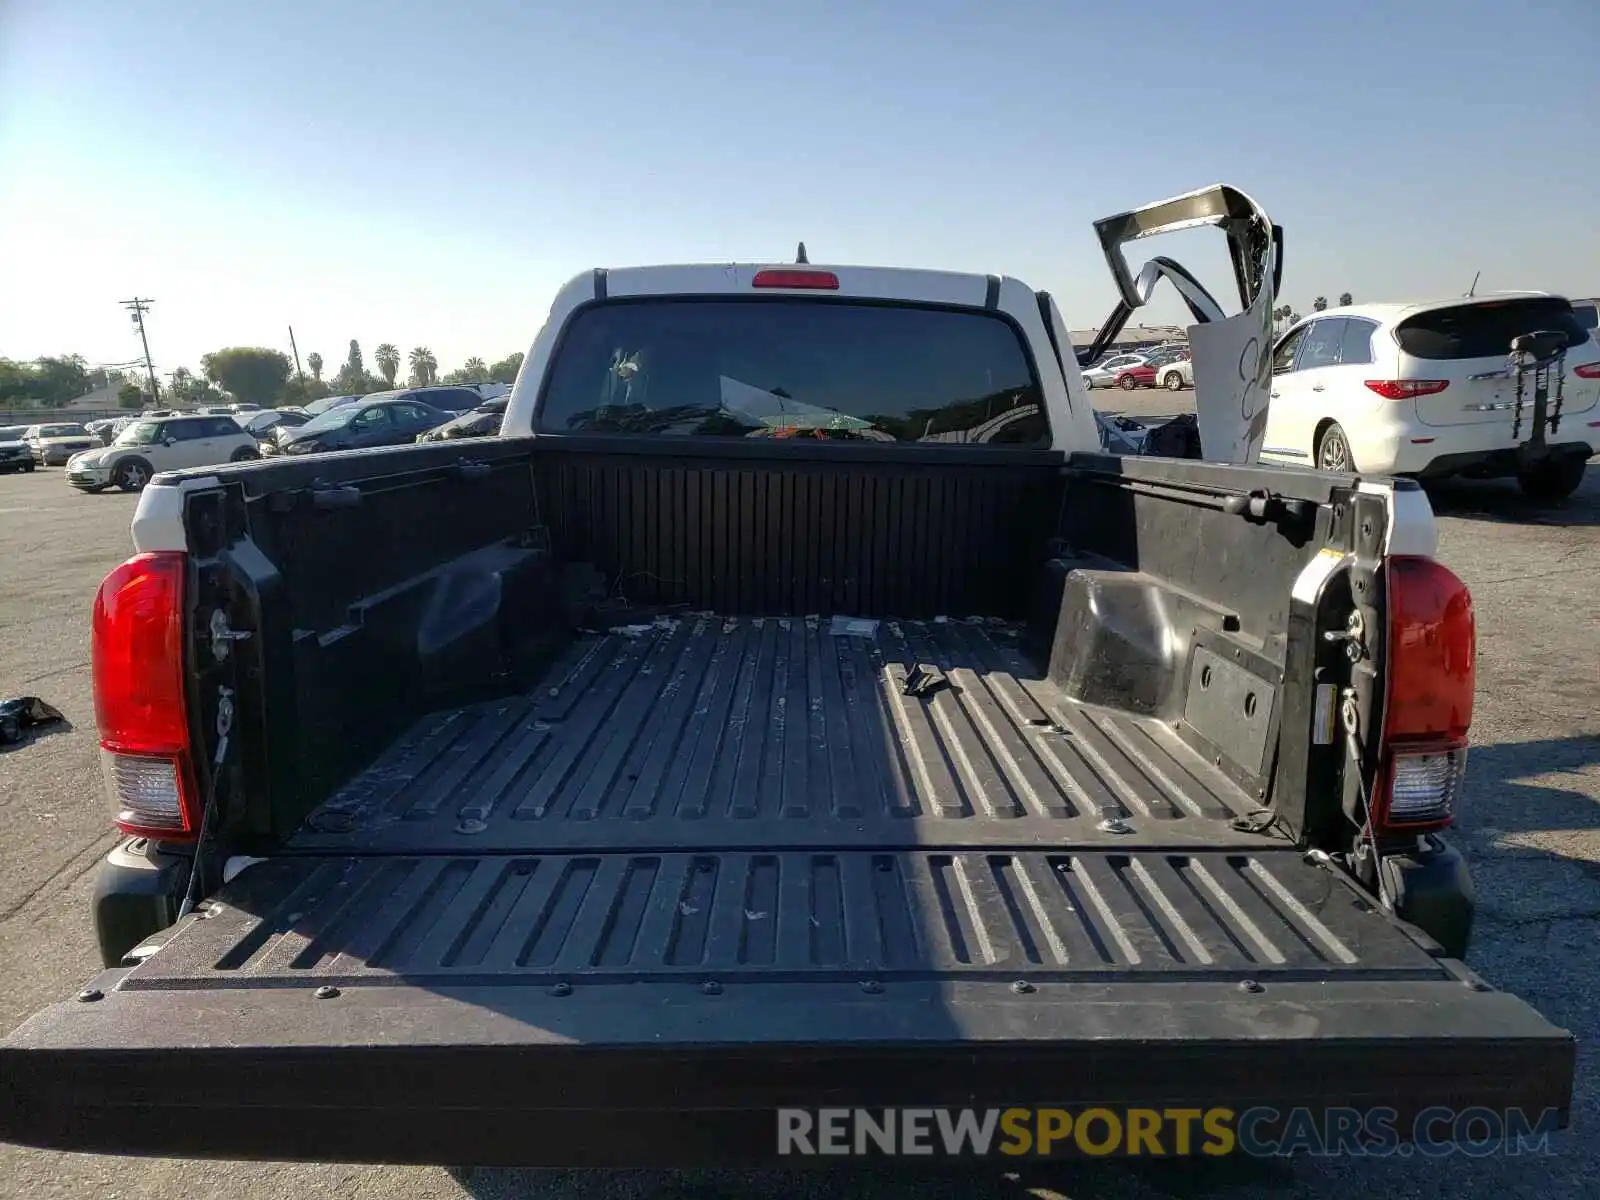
[2,0,1597,380]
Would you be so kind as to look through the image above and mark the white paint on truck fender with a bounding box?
[1359,479,1438,559]
[131,476,220,554]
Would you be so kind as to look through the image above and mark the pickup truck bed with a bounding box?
[0,438,1575,1165]
[293,615,1276,853]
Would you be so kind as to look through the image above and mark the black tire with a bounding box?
[1316,423,1354,472]
[230,447,260,462]
[1164,372,1185,391]
[1119,374,1140,391]
[113,457,153,493]
[1517,455,1586,504]
[22,462,35,473]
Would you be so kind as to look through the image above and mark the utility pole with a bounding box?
[120,298,160,402]
[288,325,304,380]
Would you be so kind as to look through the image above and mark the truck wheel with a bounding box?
[1517,455,1586,504]
[114,458,152,493]
[1164,372,1185,391]
[1119,374,1139,391]
[1316,423,1353,472]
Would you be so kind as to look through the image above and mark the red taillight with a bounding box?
[92,551,198,840]
[1573,362,1600,379]
[1374,556,1475,834]
[752,269,839,290]
[1364,380,1450,400]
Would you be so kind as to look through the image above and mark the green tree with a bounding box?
[200,347,292,407]
[374,343,400,388]
[1338,291,1353,307]
[1312,296,1328,313]
[461,356,487,379]
[282,376,333,406]
[117,382,145,409]
[332,339,366,393]
[306,352,324,383]
[169,367,224,407]
[0,354,92,406]
[408,346,438,386]
[488,352,524,384]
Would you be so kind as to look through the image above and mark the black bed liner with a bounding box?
[293,616,1275,854]
[5,619,1576,1165]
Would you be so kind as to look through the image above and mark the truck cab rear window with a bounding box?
[1395,299,1590,360]
[537,298,1047,445]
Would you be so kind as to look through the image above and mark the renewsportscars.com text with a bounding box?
[776,1107,1562,1159]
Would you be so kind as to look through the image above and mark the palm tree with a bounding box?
[461,356,488,380]
[1338,291,1353,307]
[306,352,323,383]
[1313,296,1328,312]
[375,344,400,388]
[408,346,438,387]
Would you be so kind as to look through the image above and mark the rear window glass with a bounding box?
[538,299,1047,445]
[1396,299,1590,360]
[1572,302,1598,333]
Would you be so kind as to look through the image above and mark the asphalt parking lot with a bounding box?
[0,453,1596,1200]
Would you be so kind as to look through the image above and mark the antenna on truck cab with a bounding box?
[796,242,809,264]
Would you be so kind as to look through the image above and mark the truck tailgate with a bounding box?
[0,848,1573,1164]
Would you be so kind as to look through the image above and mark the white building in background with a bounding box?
[1067,323,1189,354]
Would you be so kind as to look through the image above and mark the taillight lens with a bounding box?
[1573,363,1600,379]
[91,551,198,840]
[1364,380,1450,400]
[752,269,839,290]
[1374,556,1475,834]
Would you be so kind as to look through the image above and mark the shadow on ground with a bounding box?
[1422,467,1599,528]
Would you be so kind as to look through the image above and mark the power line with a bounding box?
[119,298,160,402]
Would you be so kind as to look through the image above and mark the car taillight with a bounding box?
[1374,556,1474,834]
[91,551,199,840]
[752,269,839,290]
[1573,363,1600,379]
[1364,380,1450,400]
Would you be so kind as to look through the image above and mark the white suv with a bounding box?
[1260,294,1600,501]
[66,414,260,493]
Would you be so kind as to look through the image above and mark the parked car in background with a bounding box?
[393,385,490,414]
[415,396,508,443]
[1260,294,1600,500]
[239,409,310,441]
[66,414,261,493]
[85,417,122,445]
[1156,358,1194,390]
[268,395,454,456]
[1080,352,1151,389]
[1572,297,1598,343]
[229,403,263,413]
[301,393,362,416]
[0,425,34,473]
[24,422,96,466]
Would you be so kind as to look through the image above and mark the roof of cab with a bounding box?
[594,263,1004,310]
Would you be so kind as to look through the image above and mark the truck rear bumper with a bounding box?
[0,974,1574,1165]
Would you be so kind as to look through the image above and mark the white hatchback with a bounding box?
[1260,294,1600,501]
[66,414,261,493]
